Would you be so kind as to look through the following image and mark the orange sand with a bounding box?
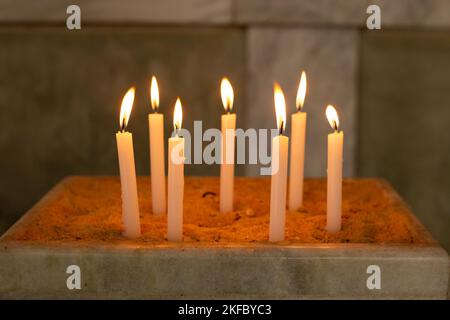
[3,176,433,245]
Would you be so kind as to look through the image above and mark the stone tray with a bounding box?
[0,176,448,299]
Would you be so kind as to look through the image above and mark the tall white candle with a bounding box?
[116,87,141,239]
[167,98,185,242]
[325,105,343,232]
[269,83,289,242]
[289,71,307,211]
[220,77,236,213]
[148,76,166,215]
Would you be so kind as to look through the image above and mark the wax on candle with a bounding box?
[116,87,141,239]
[269,83,289,242]
[219,77,236,213]
[148,76,166,215]
[325,105,343,232]
[167,98,185,242]
[289,71,307,211]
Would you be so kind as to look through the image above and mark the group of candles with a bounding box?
[115,72,343,241]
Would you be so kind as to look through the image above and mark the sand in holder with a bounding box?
[0,176,448,299]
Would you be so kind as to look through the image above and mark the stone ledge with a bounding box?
[1,0,449,28]
[0,243,448,299]
[0,0,233,24]
[235,0,450,28]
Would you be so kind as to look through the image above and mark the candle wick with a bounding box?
[120,118,126,132]
[279,120,284,135]
[333,121,338,132]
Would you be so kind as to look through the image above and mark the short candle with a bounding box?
[148,76,166,216]
[167,98,185,242]
[325,105,344,232]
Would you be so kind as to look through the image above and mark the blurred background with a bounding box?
[0,0,449,252]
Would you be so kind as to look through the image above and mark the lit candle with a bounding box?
[289,71,307,211]
[325,105,343,232]
[167,98,184,242]
[116,87,141,239]
[269,83,289,242]
[148,76,166,215]
[219,77,236,213]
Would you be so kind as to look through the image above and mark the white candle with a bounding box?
[167,98,184,242]
[220,77,236,213]
[325,105,343,232]
[269,83,289,242]
[116,87,141,239]
[148,76,166,215]
[289,71,307,211]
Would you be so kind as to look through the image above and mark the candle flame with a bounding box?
[220,77,234,113]
[173,98,183,131]
[150,76,159,112]
[274,82,287,135]
[296,71,307,111]
[326,104,340,131]
[119,87,135,131]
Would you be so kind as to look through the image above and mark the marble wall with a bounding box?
[0,27,245,229]
[245,28,357,177]
[359,30,450,251]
